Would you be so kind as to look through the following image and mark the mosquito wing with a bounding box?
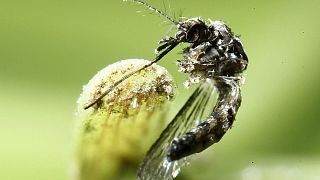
[137,80,217,180]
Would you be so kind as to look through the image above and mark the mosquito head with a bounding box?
[156,18,217,54]
[175,18,216,44]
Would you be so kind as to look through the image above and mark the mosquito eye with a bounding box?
[186,24,209,43]
[186,25,201,42]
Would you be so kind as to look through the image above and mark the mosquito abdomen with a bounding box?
[167,78,242,162]
[167,117,227,161]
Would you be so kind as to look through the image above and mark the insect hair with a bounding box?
[124,0,178,25]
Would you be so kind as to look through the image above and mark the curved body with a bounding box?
[167,19,248,161]
[138,18,248,179]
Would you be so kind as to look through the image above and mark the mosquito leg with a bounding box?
[84,41,179,110]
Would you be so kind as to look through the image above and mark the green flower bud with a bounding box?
[73,59,176,180]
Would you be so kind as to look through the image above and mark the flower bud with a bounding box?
[73,59,176,180]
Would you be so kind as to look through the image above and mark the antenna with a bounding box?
[124,0,178,25]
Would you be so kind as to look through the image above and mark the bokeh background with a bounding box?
[1,0,320,179]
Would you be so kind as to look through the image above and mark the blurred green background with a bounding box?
[1,0,320,179]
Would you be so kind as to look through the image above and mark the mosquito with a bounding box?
[84,0,248,179]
